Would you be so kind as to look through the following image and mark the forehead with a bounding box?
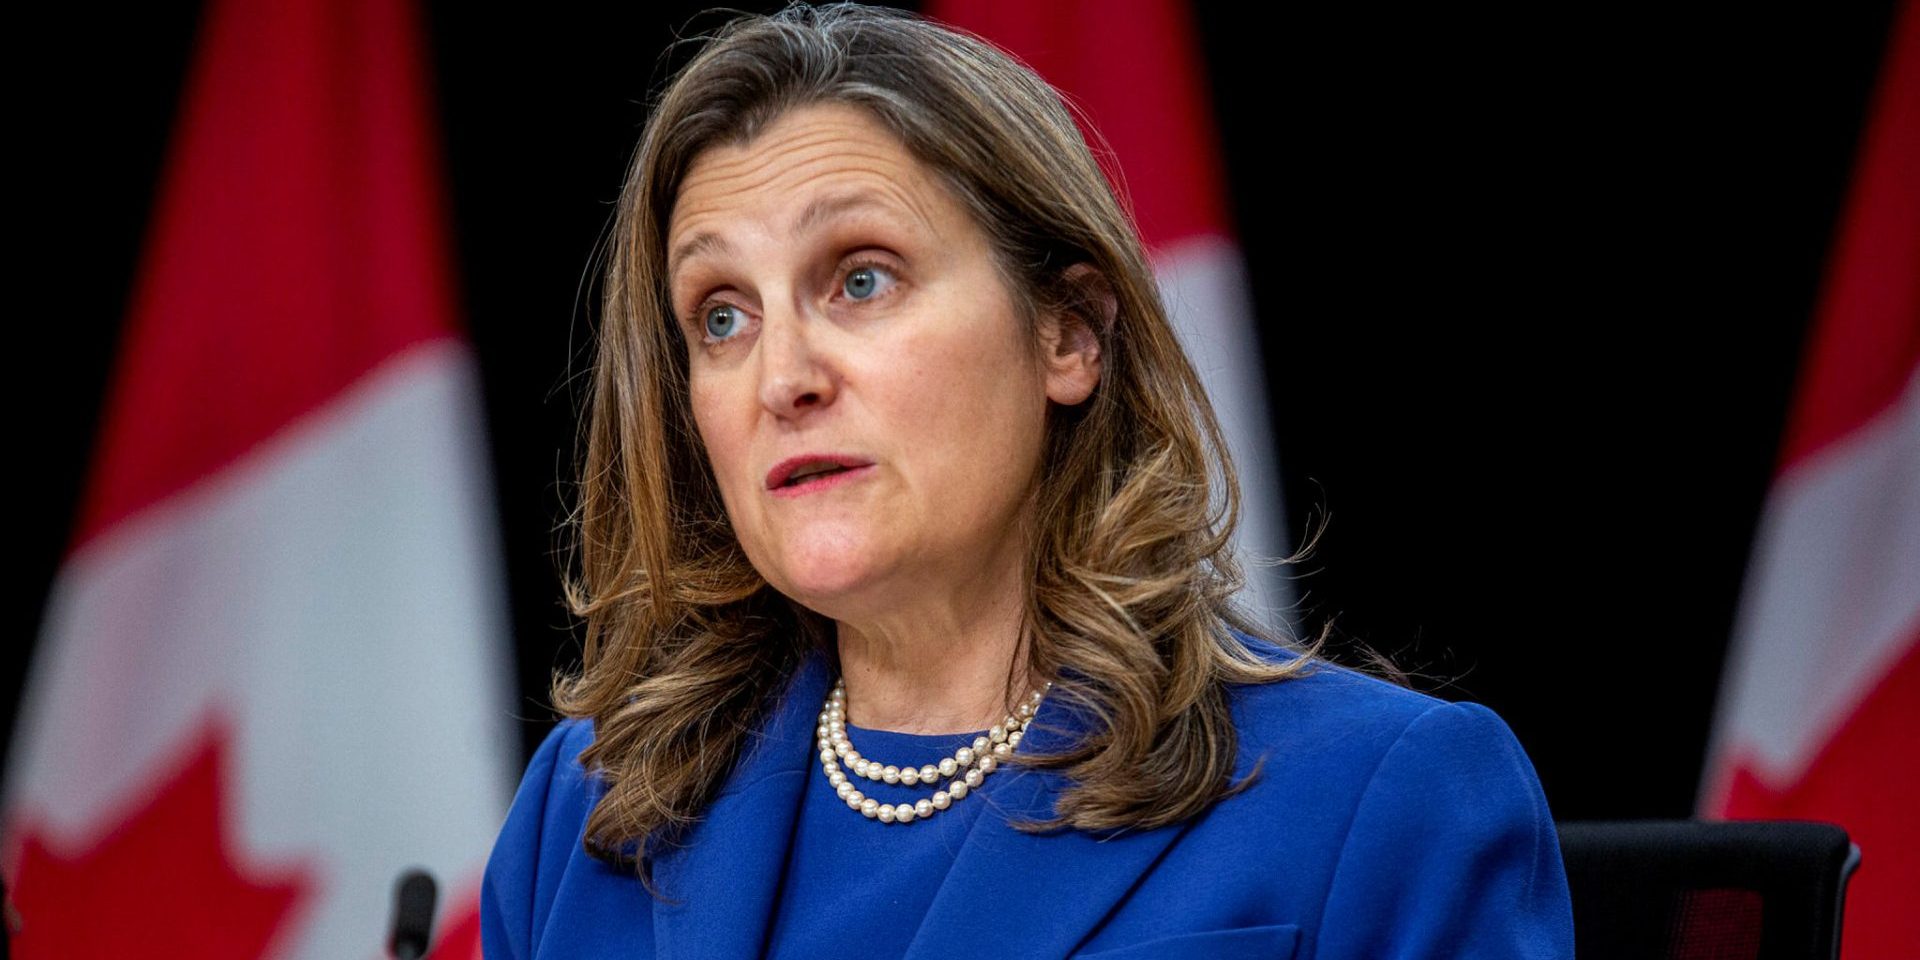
[666,103,955,268]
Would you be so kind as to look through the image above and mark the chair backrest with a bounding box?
[1556,820,1860,960]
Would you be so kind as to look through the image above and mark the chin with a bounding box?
[778,565,882,616]
[764,533,888,615]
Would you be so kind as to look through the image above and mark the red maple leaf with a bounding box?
[7,715,319,959]
[1718,633,1920,960]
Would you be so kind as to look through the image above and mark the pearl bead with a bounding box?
[821,674,1048,827]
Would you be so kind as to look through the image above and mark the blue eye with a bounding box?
[703,304,742,341]
[843,264,896,301]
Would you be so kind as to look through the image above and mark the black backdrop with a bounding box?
[15,1,1900,824]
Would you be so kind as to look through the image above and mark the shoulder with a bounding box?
[1208,628,1560,875]
[1217,629,1546,802]
[1204,630,1574,956]
[503,718,599,852]
[508,716,602,817]
[486,714,603,868]
[1220,630,1459,770]
[481,717,605,960]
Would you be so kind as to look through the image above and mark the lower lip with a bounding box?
[771,464,875,498]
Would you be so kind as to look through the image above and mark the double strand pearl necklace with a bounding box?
[816,676,1052,825]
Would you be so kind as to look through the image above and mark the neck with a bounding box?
[832,585,1039,736]
[823,493,1050,735]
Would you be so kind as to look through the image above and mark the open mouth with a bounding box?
[783,464,853,487]
[771,461,874,497]
[768,455,875,491]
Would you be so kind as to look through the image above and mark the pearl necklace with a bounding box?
[816,676,1052,824]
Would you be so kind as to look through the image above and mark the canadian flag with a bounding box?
[1697,3,1919,958]
[925,0,1298,627]
[2,0,517,957]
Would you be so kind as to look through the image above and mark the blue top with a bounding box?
[481,632,1576,959]
[764,722,992,960]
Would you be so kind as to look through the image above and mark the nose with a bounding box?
[756,299,837,418]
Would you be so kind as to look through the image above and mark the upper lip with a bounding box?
[766,454,874,490]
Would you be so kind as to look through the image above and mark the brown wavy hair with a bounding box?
[554,1,1363,897]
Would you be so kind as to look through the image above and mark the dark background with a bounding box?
[15,1,1901,824]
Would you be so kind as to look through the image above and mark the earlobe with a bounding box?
[1042,263,1112,407]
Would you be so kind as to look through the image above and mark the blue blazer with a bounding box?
[482,635,1574,959]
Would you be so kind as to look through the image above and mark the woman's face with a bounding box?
[666,102,1096,624]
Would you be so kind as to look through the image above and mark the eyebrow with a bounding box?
[667,189,919,283]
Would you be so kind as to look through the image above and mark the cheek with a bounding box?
[688,381,747,497]
[892,328,1047,483]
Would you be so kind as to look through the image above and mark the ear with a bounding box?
[1039,262,1112,407]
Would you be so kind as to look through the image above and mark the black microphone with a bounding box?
[387,868,439,960]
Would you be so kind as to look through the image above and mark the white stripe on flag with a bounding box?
[1156,235,1297,629]
[7,340,516,958]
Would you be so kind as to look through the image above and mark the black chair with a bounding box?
[1556,820,1861,960]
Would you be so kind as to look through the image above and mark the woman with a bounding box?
[481,4,1574,959]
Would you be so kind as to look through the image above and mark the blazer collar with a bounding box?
[650,644,1198,960]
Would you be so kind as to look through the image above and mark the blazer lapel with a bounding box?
[901,691,1201,960]
[651,645,829,960]
[648,648,1196,960]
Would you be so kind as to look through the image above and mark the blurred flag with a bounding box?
[926,0,1298,627]
[1,0,516,957]
[1699,3,1919,957]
